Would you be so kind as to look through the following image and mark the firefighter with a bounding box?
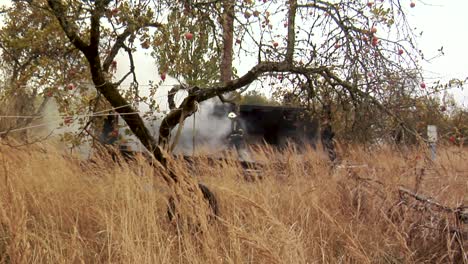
[99,112,119,145]
[229,127,245,152]
[321,122,336,162]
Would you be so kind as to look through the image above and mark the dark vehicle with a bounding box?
[215,104,320,149]
[239,104,319,147]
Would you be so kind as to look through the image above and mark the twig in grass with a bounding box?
[398,187,461,214]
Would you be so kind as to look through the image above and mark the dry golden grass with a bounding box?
[0,143,466,263]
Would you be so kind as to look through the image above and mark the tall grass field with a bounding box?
[0,143,466,263]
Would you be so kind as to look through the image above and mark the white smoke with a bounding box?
[32,49,234,157]
[119,86,233,156]
[170,98,233,154]
[34,97,93,158]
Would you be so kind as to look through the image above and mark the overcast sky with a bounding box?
[406,0,468,105]
[0,0,466,105]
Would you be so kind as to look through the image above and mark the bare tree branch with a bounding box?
[114,44,137,86]
[102,22,162,72]
[196,62,328,102]
[167,85,186,111]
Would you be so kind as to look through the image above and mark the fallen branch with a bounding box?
[399,187,454,213]
[398,186,467,223]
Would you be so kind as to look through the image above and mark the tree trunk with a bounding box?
[221,0,234,84]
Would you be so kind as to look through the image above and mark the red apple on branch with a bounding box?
[185,32,194,40]
[111,8,119,17]
[449,136,456,143]
[141,39,151,49]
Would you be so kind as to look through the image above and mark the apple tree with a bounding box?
[2,0,428,159]
[0,0,434,222]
